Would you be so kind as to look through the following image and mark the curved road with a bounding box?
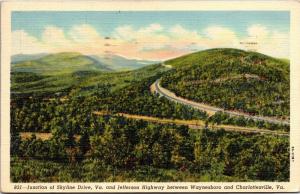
[151,79,290,125]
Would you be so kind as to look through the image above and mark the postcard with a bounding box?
[1,0,300,192]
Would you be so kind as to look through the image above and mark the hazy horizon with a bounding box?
[12,11,289,60]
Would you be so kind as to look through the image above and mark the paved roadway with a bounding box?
[152,79,290,125]
[92,111,288,136]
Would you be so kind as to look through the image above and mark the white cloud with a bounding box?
[170,25,200,40]
[140,23,163,34]
[269,31,289,57]
[12,23,289,60]
[68,24,101,43]
[113,23,167,43]
[113,25,134,41]
[12,30,48,55]
[204,26,237,41]
[42,26,70,47]
[247,24,269,38]
[240,24,289,58]
[203,26,239,48]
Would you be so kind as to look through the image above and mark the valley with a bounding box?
[10,48,290,182]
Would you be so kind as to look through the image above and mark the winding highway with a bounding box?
[151,79,290,125]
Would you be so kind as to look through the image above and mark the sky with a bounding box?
[12,11,290,60]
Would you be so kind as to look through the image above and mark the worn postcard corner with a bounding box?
[1,0,300,193]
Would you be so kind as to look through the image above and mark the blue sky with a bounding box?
[12,11,290,60]
[12,11,289,37]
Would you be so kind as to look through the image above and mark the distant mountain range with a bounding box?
[89,55,159,71]
[11,53,48,63]
[11,53,159,74]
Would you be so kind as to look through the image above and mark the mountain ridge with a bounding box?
[11,52,159,73]
[160,48,289,118]
[11,52,113,75]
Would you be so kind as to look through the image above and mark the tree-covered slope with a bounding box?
[11,52,112,75]
[160,48,289,118]
[10,48,290,182]
[11,62,167,97]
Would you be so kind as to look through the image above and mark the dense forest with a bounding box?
[161,49,289,119]
[11,115,289,182]
[208,111,289,132]
[11,77,208,133]
[10,49,290,182]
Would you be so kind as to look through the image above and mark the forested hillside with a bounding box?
[12,121,289,182]
[10,48,290,182]
[11,63,165,96]
[161,48,289,119]
[12,52,112,75]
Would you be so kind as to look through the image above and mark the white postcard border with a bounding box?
[1,0,300,192]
